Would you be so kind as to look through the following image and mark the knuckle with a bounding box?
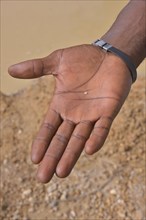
[65,119,76,126]
[72,133,87,141]
[100,116,113,125]
[92,127,109,139]
[32,59,44,77]
[34,137,48,143]
[80,120,94,126]
[65,147,78,157]
[94,126,110,133]
[44,152,59,160]
[42,122,55,130]
[55,133,69,144]
[90,132,106,148]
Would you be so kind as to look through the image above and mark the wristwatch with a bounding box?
[92,39,137,83]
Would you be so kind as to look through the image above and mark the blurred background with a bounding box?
[1,0,145,94]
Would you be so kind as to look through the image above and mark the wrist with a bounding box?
[92,39,137,83]
[101,34,131,59]
[101,0,146,68]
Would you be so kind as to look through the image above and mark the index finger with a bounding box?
[31,109,62,164]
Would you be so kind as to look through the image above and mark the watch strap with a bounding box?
[92,39,137,83]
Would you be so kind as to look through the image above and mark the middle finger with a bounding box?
[56,121,93,178]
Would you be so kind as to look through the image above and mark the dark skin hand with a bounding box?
[8,0,145,183]
[8,45,132,183]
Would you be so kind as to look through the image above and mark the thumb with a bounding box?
[8,50,60,79]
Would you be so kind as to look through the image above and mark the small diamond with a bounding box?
[84,91,88,95]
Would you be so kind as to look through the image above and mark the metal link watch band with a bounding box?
[92,39,137,83]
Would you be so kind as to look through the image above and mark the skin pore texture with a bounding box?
[8,0,146,183]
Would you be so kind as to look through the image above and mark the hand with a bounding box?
[8,44,132,183]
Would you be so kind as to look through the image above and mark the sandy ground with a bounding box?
[1,76,145,220]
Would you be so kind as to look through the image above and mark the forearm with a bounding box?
[101,0,146,68]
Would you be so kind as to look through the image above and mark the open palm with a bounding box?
[8,44,132,183]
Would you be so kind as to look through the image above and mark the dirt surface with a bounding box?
[1,76,145,220]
